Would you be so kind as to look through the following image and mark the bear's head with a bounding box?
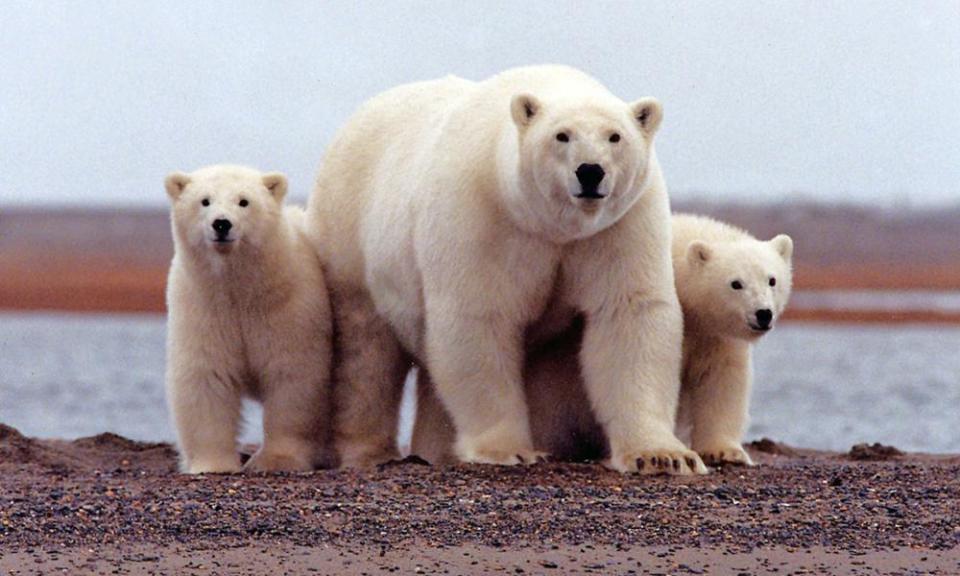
[508,92,662,241]
[682,234,794,340]
[164,165,288,258]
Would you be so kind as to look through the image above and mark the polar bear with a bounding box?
[413,214,794,468]
[307,65,705,474]
[165,165,333,474]
[672,214,793,464]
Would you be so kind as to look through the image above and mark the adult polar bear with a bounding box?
[307,65,706,474]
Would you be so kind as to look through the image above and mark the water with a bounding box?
[792,290,960,313]
[0,313,957,453]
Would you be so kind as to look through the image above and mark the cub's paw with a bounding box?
[698,443,755,467]
[607,448,708,476]
[244,450,313,473]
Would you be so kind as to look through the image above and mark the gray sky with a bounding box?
[1,1,958,207]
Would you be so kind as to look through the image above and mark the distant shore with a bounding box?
[1,423,958,574]
[3,204,960,321]
[5,263,960,323]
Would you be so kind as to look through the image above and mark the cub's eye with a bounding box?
[239,198,249,208]
[201,198,210,207]
[731,280,743,290]
[556,132,569,142]
[609,133,621,143]
[769,277,777,287]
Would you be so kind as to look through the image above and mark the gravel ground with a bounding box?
[1,424,959,575]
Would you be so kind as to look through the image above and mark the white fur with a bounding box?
[673,214,793,465]
[412,214,794,470]
[165,164,333,474]
[308,65,702,474]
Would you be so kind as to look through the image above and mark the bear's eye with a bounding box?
[609,133,621,143]
[239,198,249,208]
[769,277,777,287]
[731,280,743,290]
[201,198,210,207]
[556,132,569,143]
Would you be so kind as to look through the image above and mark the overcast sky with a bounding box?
[1,1,958,208]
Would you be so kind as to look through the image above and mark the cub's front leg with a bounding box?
[166,356,243,474]
[246,344,333,473]
[684,340,754,467]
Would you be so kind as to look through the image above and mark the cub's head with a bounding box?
[509,92,662,240]
[683,235,794,340]
[164,165,287,257]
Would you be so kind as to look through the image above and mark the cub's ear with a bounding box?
[510,93,542,129]
[687,240,712,266]
[164,172,191,201]
[262,172,288,202]
[630,97,663,138]
[770,234,793,262]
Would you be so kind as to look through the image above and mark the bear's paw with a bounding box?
[606,448,708,476]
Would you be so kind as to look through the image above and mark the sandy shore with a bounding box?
[1,424,958,574]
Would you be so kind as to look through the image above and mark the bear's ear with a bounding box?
[262,172,288,202]
[630,97,663,138]
[510,93,542,129]
[687,241,712,266]
[164,172,191,201]
[770,234,793,262]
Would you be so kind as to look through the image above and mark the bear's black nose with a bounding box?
[755,309,773,328]
[212,219,232,238]
[575,163,606,198]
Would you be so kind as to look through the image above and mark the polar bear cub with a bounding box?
[308,65,705,474]
[672,214,793,465]
[164,164,333,474]
[412,214,793,469]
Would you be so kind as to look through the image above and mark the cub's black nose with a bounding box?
[575,163,606,198]
[755,309,773,328]
[212,219,232,237]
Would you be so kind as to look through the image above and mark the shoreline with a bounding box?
[3,203,960,322]
[2,424,958,573]
[3,264,960,324]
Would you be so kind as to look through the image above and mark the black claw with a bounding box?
[672,458,680,471]
[637,458,645,471]
[516,454,526,464]
[685,457,696,470]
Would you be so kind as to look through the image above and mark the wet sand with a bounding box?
[2,424,958,574]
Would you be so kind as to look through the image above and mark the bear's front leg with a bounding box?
[687,341,754,467]
[580,297,707,475]
[424,305,543,465]
[167,363,243,474]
